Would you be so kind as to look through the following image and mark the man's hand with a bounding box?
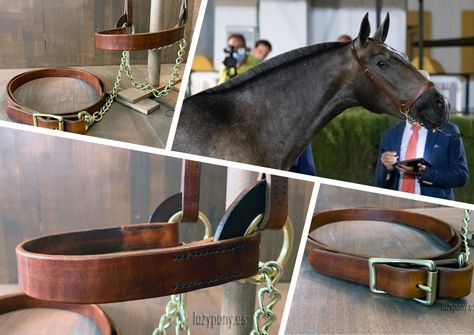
[381,151,398,170]
[396,163,426,176]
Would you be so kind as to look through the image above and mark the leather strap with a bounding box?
[16,221,260,304]
[6,68,106,134]
[0,293,119,335]
[213,175,289,239]
[263,175,288,230]
[351,41,434,116]
[307,209,473,300]
[181,160,201,222]
[16,168,287,304]
[95,0,187,51]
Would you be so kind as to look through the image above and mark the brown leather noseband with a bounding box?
[307,209,473,306]
[15,161,288,304]
[95,0,187,51]
[351,41,434,123]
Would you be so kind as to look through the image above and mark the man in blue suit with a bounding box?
[374,120,468,200]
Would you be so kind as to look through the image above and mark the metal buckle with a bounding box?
[32,113,64,131]
[368,258,438,306]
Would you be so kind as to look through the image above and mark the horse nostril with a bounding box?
[435,97,446,113]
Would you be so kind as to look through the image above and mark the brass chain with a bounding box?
[250,261,282,335]
[124,36,187,98]
[153,293,190,335]
[79,36,187,130]
[91,51,128,124]
[459,209,472,266]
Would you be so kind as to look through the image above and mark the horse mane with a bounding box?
[204,41,349,94]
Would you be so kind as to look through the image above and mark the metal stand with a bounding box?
[220,169,258,335]
[117,0,163,114]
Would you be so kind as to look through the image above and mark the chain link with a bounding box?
[251,261,283,335]
[153,294,190,335]
[124,37,187,98]
[79,36,187,129]
[459,209,471,266]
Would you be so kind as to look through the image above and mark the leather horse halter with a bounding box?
[307,209,473,306]
[351,40,434,125]
[4,160,289,334]
[5,0,187,134]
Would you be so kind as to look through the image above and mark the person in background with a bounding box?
[218,35,314,175]
[337,34,352,42]
[218,34,261,83]
[251,40,272,61]
[374,73,468,200]
[290,146,316,176]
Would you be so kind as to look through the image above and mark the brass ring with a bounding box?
[399,105,409,116]
[168,211,212,239]
[242,216,294,285]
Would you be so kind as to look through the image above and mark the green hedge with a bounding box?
[312,108,474,204]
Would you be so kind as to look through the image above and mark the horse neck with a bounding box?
[232,45,358,169]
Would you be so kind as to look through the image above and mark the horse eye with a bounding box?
[377,60,387,68]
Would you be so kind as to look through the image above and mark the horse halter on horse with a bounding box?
[351,40,434,125]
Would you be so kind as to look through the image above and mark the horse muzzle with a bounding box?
[411,87,450,130]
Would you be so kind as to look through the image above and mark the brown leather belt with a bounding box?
[95,0,187,51]
[307,209,473,305]
[15,161,288,305]
[6,68,106,134]
[0,293,119,335]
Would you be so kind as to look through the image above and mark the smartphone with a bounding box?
[394,158,430,174]
[394,158,430,167]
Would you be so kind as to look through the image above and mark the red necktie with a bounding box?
[401,124,420,193]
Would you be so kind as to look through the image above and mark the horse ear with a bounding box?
[373,12,390,43]
[357,13,371,46]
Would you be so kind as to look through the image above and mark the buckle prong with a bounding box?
[32,113,64,131]
[368,258,438,306]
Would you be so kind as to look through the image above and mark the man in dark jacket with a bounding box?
[374,120,468,200]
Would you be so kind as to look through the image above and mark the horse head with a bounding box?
[351,13,449,130]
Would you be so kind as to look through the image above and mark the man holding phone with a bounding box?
[374,119,468,200]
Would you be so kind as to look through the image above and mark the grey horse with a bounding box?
[173,13,449,170]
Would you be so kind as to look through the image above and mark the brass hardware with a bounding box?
[168,210,212,240]
[459,209,472,265]
[32,113,64,131]
[368,258,438,306]
[242,216,294,285]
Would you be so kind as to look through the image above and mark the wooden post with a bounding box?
[220,169,258,335]
[147,0,165,86]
